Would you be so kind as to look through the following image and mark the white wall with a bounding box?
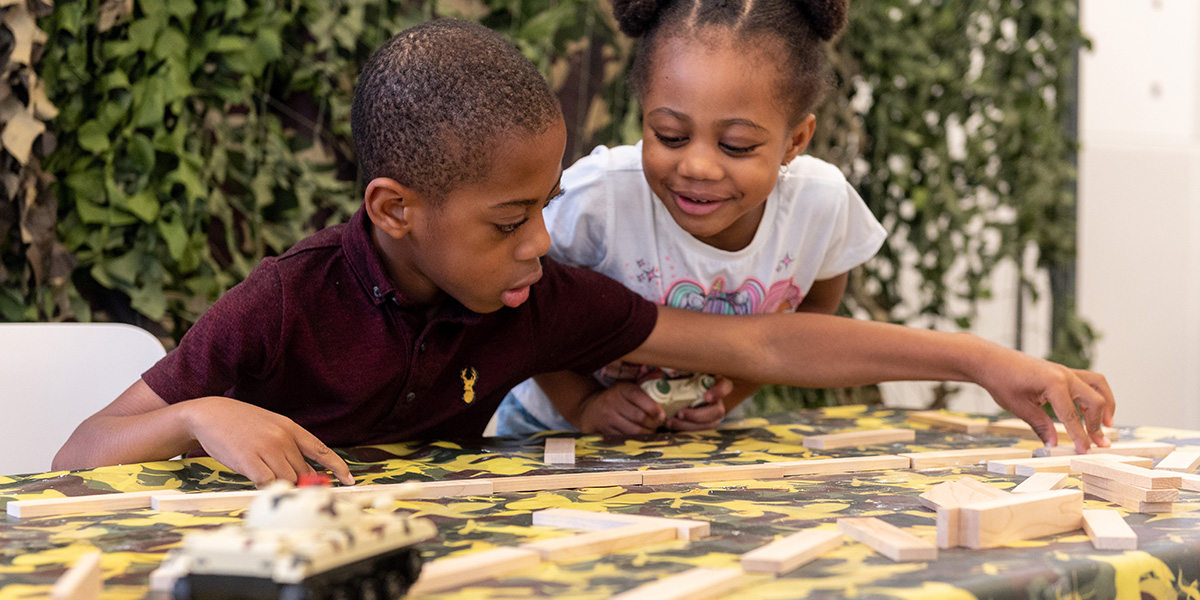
[1077,0,1200,428]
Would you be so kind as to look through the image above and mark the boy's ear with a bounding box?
[783,113,817,165]
[363,177,425,240]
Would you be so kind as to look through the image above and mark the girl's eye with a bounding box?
[497,218,528,235]
[721,143,761,155]
[654,132,687,146]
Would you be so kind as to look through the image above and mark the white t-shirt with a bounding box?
[510,143,886,430]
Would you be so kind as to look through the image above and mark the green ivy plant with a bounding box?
[14,0,1090,412]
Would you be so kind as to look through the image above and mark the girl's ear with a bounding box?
[364,177,425,240]
[783,113,818,165]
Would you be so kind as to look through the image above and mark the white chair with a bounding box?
[0,323,166,476]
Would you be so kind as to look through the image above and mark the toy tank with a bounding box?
[164,480,437,600]
[640,374,716,418]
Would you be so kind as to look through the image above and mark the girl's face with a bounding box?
[641,32,814,252]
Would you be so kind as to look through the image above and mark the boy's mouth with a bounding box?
[673,191,724,216]
[501,270,542,308]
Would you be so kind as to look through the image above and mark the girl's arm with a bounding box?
[627,306,1115,453]
[53,380,352,486]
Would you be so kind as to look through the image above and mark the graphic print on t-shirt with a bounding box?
[460,367,478,404]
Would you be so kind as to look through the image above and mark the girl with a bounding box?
[494,0,882,435]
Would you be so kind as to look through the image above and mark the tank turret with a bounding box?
[162,480,436,600]
[640,374,716,418]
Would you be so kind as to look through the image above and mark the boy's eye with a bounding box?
[497,218,529,235]
[654,132,687,146]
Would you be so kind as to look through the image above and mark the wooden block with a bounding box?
[960,490,1083,549]
[334,479,495,500]
[740,529,843,574]
[1155,451,1200,473]
[609,568,744,600]
[51,551,101,600]
[1032,446,1080,457]
[1080,475,1179,503]
[1070,458,1181,490]
[902,447,1030,469]
[1017,454,1152,476]
[1081,481,1174,513]
[489,471,642,493]
[776,455,911,477]
[532,508,710,541]
[1036,441,1172,459]
[986,419,1119,443]
[152,490,259,512]
[836,517,937,562]
[1011,472,1069,494]
[8,489,184,519]
[544,438,576,465]
[802,428,915,450]
[918,477,1007,511]
[520,522,677,561]
[1180,473,1200,492]
[640,463,786,485]
[408,548,542,595]
[1081,509,1137,550]
[907,411,988,435]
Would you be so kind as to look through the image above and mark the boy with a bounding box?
[54,20,1114,487]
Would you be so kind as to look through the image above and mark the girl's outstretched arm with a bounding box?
[625,306,1115,453]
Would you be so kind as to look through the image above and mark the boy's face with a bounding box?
[403,120,567,313]
[640,33,810,252]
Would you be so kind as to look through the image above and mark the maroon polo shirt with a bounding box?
[142,207,658,446]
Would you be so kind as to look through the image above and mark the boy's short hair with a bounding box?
[351,19,562,201]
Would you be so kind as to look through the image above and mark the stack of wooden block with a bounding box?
[1072,456,1182,513]
[920,477,1084,550]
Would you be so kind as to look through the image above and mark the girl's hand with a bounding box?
[975,347,1116,453]
[578,382,665,435]
[184,397,354,488]
[666,377,733,431]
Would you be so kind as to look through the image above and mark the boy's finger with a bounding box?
[261,453,300,486]
[1009,399,1060,449]
[1074,369,1116,427]
[1044,384,1091,454]
[704,378,734,403]
[1071,376,1112,448]
[299,435,353,485]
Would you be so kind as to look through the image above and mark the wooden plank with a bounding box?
[907,411,988,435]
[802,428,915,450]
[640,463,785,485]
[1034,442,1174,459]
[1155,451,1200,473]
[986,419,1119,443]
[8,489,184,519]
[1070,458,1182,489]
[740,529,843,574]
[1180,473,1200,492]
[333,479,495,500]
[960,490,1083,549]
[1032,446,1080,457]
[902,447,1030,469]
[1081,509,1137,550]
[1013,455,1152,476]
[520,522,678,561]
[1011,472,1069,494]
[918,477,1007,511]
[489,471,642,493]
[531,508,710,541]
[408,548,542,595]
[152,490,259,512]
[544,438,576,465]
[51,551,101,600]
[609,568,744,600]
[836,517,937,562]
[1080,475,1179,503]
[1081,481,1174,513]
[776,455,911,477]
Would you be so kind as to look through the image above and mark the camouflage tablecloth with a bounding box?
[3,406,1200,600]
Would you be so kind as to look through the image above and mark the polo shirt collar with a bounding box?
[342,206,481,324]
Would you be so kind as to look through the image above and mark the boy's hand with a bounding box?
[578,382,666,435]
[185,397,354,488]
[666,377,734,431]
[976,347,1116,454]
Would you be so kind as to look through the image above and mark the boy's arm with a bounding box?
[626,306,1115,453]
[52,379,352,487]
[533,371,666,435]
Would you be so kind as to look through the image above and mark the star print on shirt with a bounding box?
[776,254,793,273]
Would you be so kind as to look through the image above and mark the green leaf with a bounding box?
[125,188,160,222]
[103,250,143,285]
[132,77,166,128]
[127,133,156,172]
[129,281,167,320]
[77,119,113,153]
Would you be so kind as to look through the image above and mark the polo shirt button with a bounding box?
[419,343,426,353]
[373,286,382,298]
[405,392,416,403]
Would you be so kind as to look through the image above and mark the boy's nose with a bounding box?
[677,145,722,181]
[517,215,552,261]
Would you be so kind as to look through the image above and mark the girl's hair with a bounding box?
[612,0,848,124]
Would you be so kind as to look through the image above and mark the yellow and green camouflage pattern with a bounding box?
[2,407,1199,600]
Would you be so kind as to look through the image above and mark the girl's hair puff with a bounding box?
[612,0,848,124]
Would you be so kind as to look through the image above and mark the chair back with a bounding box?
[0,323,166,476]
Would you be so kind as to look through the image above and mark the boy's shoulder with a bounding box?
[277,221,351,262]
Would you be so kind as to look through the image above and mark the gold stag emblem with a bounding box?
[460,367,478,404]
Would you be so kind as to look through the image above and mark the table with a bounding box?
[2,406,1199,600]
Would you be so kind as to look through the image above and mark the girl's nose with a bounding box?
[677,145,723,181]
